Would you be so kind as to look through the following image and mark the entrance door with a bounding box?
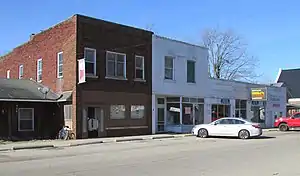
[157,107,165,132]
[95,107,105,137]
[87,107,105,138]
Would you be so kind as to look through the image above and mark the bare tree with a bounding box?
[202,28,259,82]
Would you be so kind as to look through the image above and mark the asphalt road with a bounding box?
[0,131,299,176]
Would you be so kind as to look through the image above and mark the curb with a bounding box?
[0,148,11,152]
[12,144,54,151]
[0,133,195,151]
[151,135,175,140]
[68,141,104,147]
[115,138,144,142]
[263,129,278,132]
[183,134,193,137]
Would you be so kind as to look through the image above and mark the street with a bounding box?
[0,131,299,176]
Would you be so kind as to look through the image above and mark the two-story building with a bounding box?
[0,14,153,139]
[151,35,209,133]
[151,35,286,133]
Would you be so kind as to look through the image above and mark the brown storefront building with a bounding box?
[0,14,153,139]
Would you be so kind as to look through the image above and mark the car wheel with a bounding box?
[197,128,208,138]
[279,123,289,131]
[238,129,250,139]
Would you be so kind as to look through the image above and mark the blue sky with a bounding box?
[1,0,299,83]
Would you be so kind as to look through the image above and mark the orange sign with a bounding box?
[251,88,266,100]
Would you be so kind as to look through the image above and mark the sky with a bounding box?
[0,0,299,83]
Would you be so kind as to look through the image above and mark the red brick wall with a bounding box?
[0,16,77,93]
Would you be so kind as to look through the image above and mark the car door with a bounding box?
[229,119,246,136]
[219,119,242,136]
[291,113,300,127]
[210,119,230,136]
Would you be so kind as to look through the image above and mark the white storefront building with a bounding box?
[151,35,286,134]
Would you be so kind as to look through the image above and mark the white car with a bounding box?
[191,117,262,139]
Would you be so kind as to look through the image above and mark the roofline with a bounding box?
[0,14,75,60]
[76,14,154,34]
[153,35,208,50]
[281,67,300,71]
[209,78,270,87]
[0,99,57,102]
[275,68,282,83]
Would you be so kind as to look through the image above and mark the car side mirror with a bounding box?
[213,123,218,125]
[291,116,294,119]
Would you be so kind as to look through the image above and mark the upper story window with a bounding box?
[84,48,96,76]
[19,65,24,79]
[57,52,63,78]
[164,56,174,80]
[135,55,145,80]
[6,70,10,79]
[106,51,126,79]
[37,58,42,82]
[187,60,195,83]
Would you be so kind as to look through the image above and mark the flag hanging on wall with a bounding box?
[78,58,86,84]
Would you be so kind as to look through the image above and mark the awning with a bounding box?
[287,103,300,108]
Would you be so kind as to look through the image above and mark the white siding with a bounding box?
[152,35,209,97]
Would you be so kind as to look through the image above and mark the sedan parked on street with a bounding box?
[191,117,262,139]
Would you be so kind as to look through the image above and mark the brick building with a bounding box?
[0,14,153,139]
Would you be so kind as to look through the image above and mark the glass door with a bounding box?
[157,108,165,132]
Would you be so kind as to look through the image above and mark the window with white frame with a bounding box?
[135,55,145,80]
[130,105,145,119]
[19,65,24,79]
[57,52,63,78]
[37,58,42,82]
[84,48,96,75]
[164,56,174,80]
[6,70,10,79]
[18,108,34,131]
[110,105,126,119]
[106,51,126,79]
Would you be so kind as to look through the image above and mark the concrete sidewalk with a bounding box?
[0,133,192,152]
[0,128,278,152]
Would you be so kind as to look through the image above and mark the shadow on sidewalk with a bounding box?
[205,136,276,140]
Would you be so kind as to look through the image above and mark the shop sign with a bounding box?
[220,99,230,104]
[251,88,266,101]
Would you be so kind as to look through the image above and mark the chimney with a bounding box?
[30,33,35,41]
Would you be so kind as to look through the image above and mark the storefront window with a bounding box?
[250,106,265,123]
[235,100,247,119]
[195,104,204,124]
[182,104,193,125]
[166,103,180,125]
[211,104,230,121]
